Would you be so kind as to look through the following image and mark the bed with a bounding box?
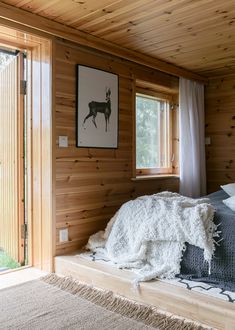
[87,189,235,294]
[56,190,235,329]
[179,189,235,292]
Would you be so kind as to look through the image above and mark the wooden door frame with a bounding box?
[30,40,54,272]
[17,51,25,265]
[0,22,54,272]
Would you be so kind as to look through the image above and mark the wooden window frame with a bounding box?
[135,87,174,178]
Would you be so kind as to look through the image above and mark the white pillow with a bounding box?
[220,183,235,196]
[223,195,235,211]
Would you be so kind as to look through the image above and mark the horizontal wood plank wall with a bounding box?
[55,39,179,255]
[205,74,235,193]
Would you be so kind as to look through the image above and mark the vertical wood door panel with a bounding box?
[0,55,18,262]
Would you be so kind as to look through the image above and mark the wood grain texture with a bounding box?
[55,254,235,330]
[54,39,179,255]
[0,23,54,271]
[0,55,19,262]
[1,0,235,77]
[0,1,206,81]
[205,74,235,193]
[0,19,179,260]
[30,39,53,272]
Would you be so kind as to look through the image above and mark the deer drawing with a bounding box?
[83,88,111,132]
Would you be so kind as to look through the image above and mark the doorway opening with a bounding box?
[0,47,28,272]
[0,23,53,275]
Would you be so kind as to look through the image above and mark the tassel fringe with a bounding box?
[41,274,212,330]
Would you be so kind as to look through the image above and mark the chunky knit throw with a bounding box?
[87,192,218,285]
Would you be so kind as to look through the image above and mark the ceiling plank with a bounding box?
[1,0,235,76]
[0,2,207,82]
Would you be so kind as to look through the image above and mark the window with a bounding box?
[135,93,172,176]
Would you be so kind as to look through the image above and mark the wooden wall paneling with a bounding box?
[55,40,180,92]
[54,39,179,255]
[131,78,136,178]
[205,74,235,193]
[0,18,179,260]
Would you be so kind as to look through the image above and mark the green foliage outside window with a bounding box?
[0,52,14,72]
[136,95,160,168]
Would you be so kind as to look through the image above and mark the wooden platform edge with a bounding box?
[54,255,235,330]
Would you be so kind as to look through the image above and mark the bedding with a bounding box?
[87,192,217,286]
[223,195,235,211]
[179,190,235,292]
[87,190,235,292]
[220,183,235,196]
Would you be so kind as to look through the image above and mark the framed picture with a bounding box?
[77,65,119,148]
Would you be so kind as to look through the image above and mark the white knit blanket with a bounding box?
[87,192,218,284]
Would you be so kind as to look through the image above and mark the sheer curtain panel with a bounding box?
[179,77,206,198]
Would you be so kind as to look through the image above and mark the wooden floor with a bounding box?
[55,254,235,330]
[0,267,47,290]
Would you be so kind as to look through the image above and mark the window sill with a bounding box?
[131,174,179,181]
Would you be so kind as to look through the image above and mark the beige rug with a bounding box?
[0,274,212,330]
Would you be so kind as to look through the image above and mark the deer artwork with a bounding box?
[83,88,111,132]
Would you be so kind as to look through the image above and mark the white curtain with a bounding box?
[179,77,206,198]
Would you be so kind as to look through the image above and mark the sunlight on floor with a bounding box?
[0,268,47,290]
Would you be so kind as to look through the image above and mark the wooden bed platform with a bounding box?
[55,253,235,330]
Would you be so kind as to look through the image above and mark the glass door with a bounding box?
[0,48,27,271]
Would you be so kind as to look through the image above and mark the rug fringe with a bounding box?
[42,274,212,330]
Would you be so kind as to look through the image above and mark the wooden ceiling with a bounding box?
[1,0,235,77]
